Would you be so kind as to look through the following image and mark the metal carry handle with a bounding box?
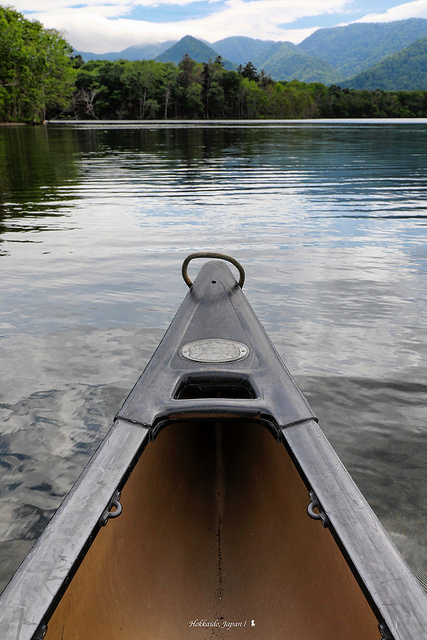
[100,491,122,527]
[182,252,245,288]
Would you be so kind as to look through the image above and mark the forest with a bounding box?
[1,6,427,123]
[70,56,427,120]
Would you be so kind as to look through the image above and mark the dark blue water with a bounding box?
[1,120,426,591]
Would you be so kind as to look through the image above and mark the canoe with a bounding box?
[0,253,426,640]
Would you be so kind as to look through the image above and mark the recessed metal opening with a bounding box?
[174,377,256,400]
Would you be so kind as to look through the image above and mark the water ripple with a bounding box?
[1,121,426,591]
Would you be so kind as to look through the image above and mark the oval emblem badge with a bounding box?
[180,339,249,363]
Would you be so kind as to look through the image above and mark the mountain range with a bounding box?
[75,18,427,90]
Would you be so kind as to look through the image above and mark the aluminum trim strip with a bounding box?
[0,420,149,640]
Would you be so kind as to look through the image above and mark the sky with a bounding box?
[13,0,427,53]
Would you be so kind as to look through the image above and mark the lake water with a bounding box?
[1,119,426,593]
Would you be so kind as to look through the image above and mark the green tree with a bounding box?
[215,68,241,117]
[237,78,267,118]
[264,82,292,118]
[202,62,212,118]
[74,61,103,118]
[0,7,76,122]
[123,60,157,119]
[238,61,259,82]
[176,54,203,117]
[36,27,77,120]
[159,63,178,119]
[202,59,230,118]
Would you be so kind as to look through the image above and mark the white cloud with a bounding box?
[35,11,192,50]
[357,0,427,23]
[20,0,427,53]
[133,0,222,5]
[27,0,349,51]
[19,0,130,17]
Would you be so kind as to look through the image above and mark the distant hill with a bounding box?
[298,18,427,78]
[344,35,427,90]
[74,18,427,90]
[155,35,235,69]
[213,36,275,65]
[254,42,342,84]
[74,42,175,62]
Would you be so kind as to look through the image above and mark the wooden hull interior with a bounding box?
[45,421,379,640]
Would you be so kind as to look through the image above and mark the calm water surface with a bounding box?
[0,120,426,591]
